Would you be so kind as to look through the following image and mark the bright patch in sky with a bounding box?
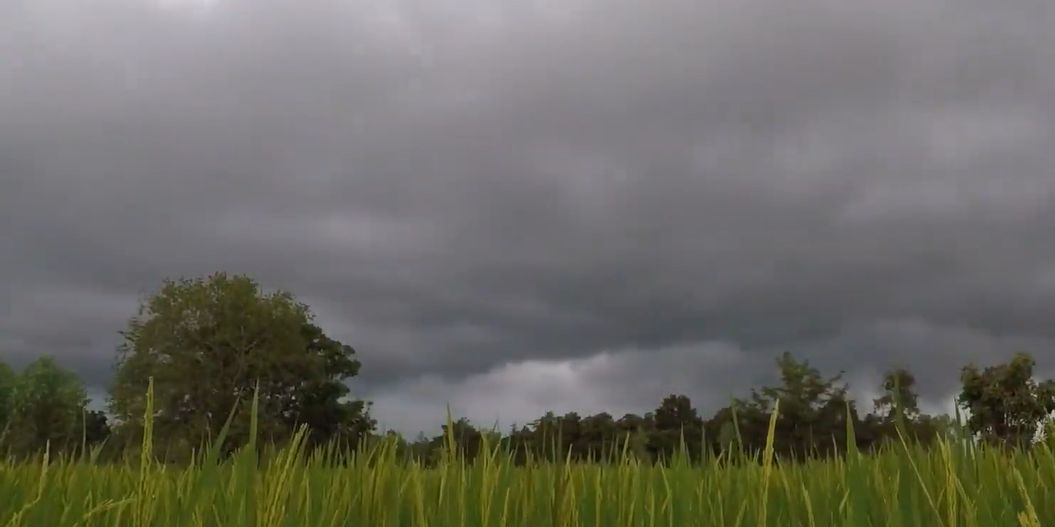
[154,0,217,12]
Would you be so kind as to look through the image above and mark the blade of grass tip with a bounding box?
[845,401,858,463]
[896,424,944,527]
[3,442,50,527]
[178,387,241,527]
[239,382,262,525]
[81,407,88,461]
[204,393,241,467]
[760,399,779,527]
[938,438,961,527]
[444,404,456,464]
[249,380,260,451]
[801,483,817,527]
[132,377,157,527]
[731,400,745,462]
[1012,467,1041,527]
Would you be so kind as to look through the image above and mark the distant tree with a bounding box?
[554,412,583,458]
[863,367,943,448]
[958,353,1055,447]
[109,273,373,458]
[83,409,112,448]
[649,395,704,461]
[704,405,741,456]
[873,368,920,422]
[708,352,853,459]
[6,357,90,455]
[429,418,483,461]
[616,413,654,463]
[577,412,617,461]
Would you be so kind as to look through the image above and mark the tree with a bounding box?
[278,323,376,447]
[429,418,483,461]
[649,394,704,461]
[958,353,1055,447]
[83,409,112,448]
[709,352,852,459]
[873,367,920,422]
[6,357,90,455]
[108,273,373,457]
[863,367,944,448]
[577,412,617,461]
[616,413,654,463]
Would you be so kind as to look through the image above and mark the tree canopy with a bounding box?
[108,272,373,457]
[707,352,854,459]
[958,352,1055,447]
[4,357,91,455]
[874,367,920,421]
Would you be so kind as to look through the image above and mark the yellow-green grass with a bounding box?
[2,389,1054,526]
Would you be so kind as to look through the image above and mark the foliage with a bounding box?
[4,357,91,456]
[1042,418,1055,450]
[958,352,1055,447]
[873,367,920,421]
[649,395,703,456]
[859,367,945,449]
[108,273,373,459]
[3,395,1055,526]
[708,352,854,459]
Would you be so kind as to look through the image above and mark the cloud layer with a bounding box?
[3,0,1054,434]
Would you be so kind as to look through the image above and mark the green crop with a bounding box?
[2,382,1054,526]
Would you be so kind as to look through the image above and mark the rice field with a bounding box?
[2,393,1054,526]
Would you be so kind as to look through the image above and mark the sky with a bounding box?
[2,0,1054,436]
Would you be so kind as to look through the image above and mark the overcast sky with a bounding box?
[2,0,1054,435]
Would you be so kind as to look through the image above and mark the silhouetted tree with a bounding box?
[83,409,111,448]
[649,395,704,461]
[429,418,484,461]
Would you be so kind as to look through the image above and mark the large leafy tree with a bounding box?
[6,357,90,455]
[109,273,374,455]
[958,352,1055,447]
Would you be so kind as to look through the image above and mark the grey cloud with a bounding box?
[3,0,1055,430]
[373,322,1055,436]
[368,341,765,436]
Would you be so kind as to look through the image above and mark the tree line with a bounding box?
[1,273,1054,463]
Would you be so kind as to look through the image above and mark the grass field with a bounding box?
[2,392,1054,526]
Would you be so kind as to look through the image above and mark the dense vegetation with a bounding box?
[3,272,1055,525]
[1,387,1054,526]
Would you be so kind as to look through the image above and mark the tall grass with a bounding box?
[2,383,1054,526]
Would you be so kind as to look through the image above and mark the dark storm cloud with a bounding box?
[3,0,1054,433]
